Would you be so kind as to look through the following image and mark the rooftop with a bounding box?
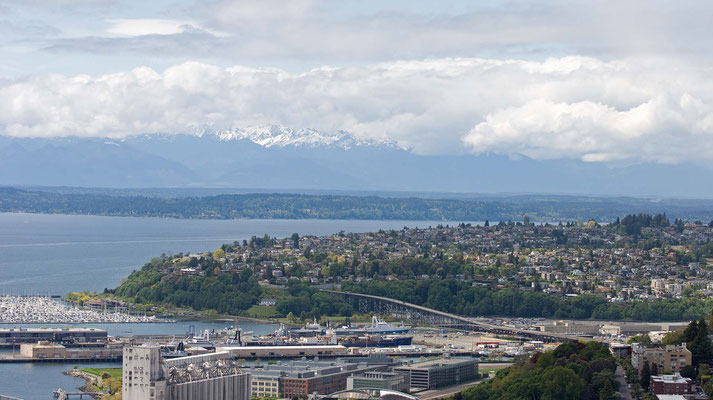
[398,357,477,369]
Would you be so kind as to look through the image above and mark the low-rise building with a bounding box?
[0,327,107,344]
[250,371,282,398]
[609,343,632,359]
[395,358,478,390]
[20,342,68,359]
[249,360,386,399]
[650,374,692,395]
[347,371,409,392]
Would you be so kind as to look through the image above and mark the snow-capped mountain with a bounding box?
[2,131,713,196]
[213,125,397,149]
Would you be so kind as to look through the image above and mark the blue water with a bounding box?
[0,212,459,398]
[0,212,451,295]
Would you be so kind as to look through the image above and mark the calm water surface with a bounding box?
[0,212,452,294]
[0,212,458,398]
[0,320,278,398]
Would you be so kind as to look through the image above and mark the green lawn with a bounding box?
[81,367,122,380]
[245,305,279,319]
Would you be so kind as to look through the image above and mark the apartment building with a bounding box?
[631,344,692,374]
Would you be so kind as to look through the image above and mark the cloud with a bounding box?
[2,56,713,165]
[105,19,226,37]
[28,0,713,66]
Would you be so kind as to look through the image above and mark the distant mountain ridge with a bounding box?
[1,129,713,197]
[210,125,398,149]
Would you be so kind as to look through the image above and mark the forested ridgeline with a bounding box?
[342,279,713,322]
[3,186,713,221]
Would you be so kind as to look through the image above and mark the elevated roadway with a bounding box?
[322,289,594,343]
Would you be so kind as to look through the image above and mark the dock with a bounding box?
[0,354,121,363]
[53,389,103,399]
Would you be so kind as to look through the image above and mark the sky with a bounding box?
[2,0,713,164]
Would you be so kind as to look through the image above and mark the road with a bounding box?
[615,366,633,400]
[417,379,485,400]
[322,289,588,342]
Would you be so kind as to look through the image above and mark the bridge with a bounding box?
[322,290,588,343]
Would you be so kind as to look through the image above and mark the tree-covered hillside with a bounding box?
[343,279,713,322]
[460,341,619,400]
[3,186,713,221]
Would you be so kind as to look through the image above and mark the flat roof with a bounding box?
[221,345,346,350]
[398,357,477,369]
[651,374,691,384]
[0,327,106,333]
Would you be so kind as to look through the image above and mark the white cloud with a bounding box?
[105,18,226,37]
[2,56,713,165]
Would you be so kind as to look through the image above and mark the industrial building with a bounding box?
[347,371,409,392]
[0,327,107,344]
[220,344,348,359]
[395,358,478,390]
[122,346,251,400]
[18,341,122,360]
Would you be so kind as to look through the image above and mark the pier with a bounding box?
[53,389,103,399]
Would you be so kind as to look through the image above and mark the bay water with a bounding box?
[0,212,453,398]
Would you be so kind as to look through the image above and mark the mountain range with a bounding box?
[1,126,712,197]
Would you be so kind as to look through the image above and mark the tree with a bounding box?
[640,361,651,391]
[650,362,658,377]
[291,233,300,249]
[706,379,713,398]
[599,379,615,400]
[690,319,713,365]
[680,364,696,379]
[539,366,586,400]
[212,248,225,260]
[286,312,296,322]
[683,320,699,343]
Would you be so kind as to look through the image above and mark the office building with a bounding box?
[347,371,409,392]
[395,358,478,390]
[250,359,385,398]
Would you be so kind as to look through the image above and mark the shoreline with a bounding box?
[63,369,103,400]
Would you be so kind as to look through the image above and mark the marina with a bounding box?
[0,295,162,324]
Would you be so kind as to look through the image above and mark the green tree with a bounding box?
[599,379,616,400]
[640,361,651,391]
[705,379,713,397]
[539,366,586,400]
[680,365,696,379]
[212,248,225,260]
[690,319,713,365]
